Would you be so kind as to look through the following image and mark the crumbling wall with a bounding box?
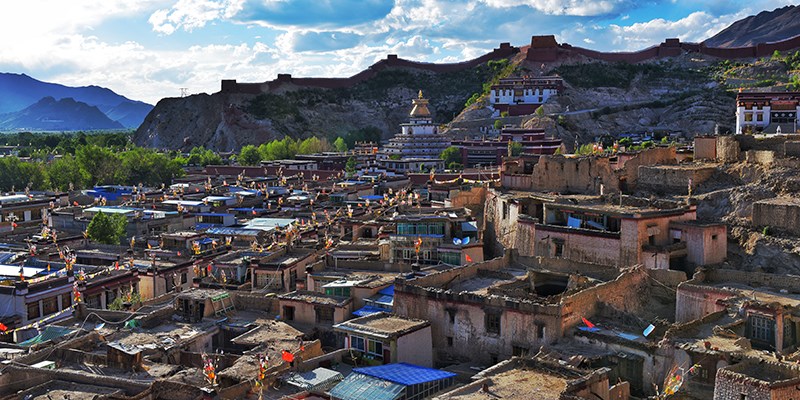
[712,361,800,400]
[484,190,520,258]
[618,147,677,189]
[446,186,487,208]
[716,136,741,163]
[637,165,717,194]
[753,199,800,236]
[785,141,800,158]
[745,150,776,166]
[531,155,617,194]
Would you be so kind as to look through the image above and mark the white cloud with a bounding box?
[149,0,244,34]
[481,0,631,16]
[608,11,737,50]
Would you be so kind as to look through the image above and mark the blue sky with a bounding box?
[0,0,796,104]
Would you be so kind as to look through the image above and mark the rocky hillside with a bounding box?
[135,65,504,151]
[704,5,800,48]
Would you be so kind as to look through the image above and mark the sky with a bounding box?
[1,0,797,105]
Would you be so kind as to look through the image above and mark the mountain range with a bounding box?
[0,73,152,131]
[704,5,800,48]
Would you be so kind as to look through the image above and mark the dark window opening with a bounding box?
[446,336,453,347]
[486,313,501,335]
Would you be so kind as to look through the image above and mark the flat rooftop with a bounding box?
[446,269,527,295]
[754,197,800,206]
[441,367,567,400]
[278,291,351,307]
[231,320,303,346]
[334,313,429,338]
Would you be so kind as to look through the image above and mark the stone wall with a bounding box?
[745,150,776,166]
[637,165,717,194]
[753,198,800,236]
[233,292,279,313]
[716,136,741,163]
[531,155,616,194]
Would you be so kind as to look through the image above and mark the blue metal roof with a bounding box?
[197,238,215,245]
[371,294,394,306]
[360,195,384,200]
[195,213,234,217]
[353,363,457,386]
[329,372,404,400]
[378,285,394,296]
[206,227,262,236]
[353,305,386,317]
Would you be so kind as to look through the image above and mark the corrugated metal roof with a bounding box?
[378,285,394,296]
[353,305,386,317]
[329,372,404,400]
[353,363,456,386]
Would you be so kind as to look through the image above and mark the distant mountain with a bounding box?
[704,5,800,48]
[0,73,152,129]
[0,97,124,131]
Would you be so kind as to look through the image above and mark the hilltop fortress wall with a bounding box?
[220,34,800,95]
[221,43,519,94]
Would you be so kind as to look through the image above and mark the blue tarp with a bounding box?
[461,221,478,232]
[206,227,262,236]
[353,305,386,317]
[329,372,404,400]
[19,326,75,346]
[360,195,384,201]
[378,285,394,296]
[617,332,640,341]
[567,216,582,228]
[353,363,457,386]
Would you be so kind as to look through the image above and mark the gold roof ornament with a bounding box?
[409,90,431,118]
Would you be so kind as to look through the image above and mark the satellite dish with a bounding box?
[453,238,462,245]
[463,237,470,245]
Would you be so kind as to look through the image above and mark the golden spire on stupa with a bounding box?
[409,90,431,118]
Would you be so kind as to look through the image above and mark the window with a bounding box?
[447,336,453,347]
[536,323,545,339]
[351,335,365,351]
[447,309,456,324]
[27,302,40,320]
[749,315,774,343]
[502,202,509,220]
[42,296,58,316]
[554,242,564,257]
[62,293,72,309]
[712,234,718,241]
[315,306,335,324]
[181,272,188,284]
[325,287,351,297]
[486,312,501,334]
[367,340,383,356]
[86,294,101,309]
[745,113,753,122]
[283,306,295,321]
[648,234,656,246]
[757,113,763,121]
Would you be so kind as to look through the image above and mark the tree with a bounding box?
[238,145,262,165]
[772,50,782,60]
[509,142,523,156]
[297,137,330,155]
[75,144,120,185]
[493,120,502,130]
[48,154,89,191]
[345,156,357,176]
[118,148,184,186]
[440,146,462,166]
[186,146,222,166]
[87,211,128,245]
[535,106,545,117]
[333,137,348,152]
